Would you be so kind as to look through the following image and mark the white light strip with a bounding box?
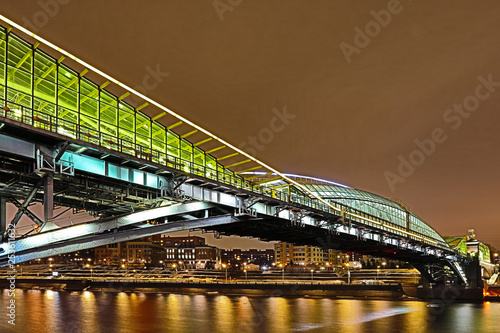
[347,212,438,245]
[0,14,342,215]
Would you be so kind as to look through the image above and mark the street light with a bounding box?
[346,263,350,285]
[244,269,247,282]
[222,264,228,282]
[377,266,380,281]
[310,269,314,282]
[172,263,177,279]
[279,264,284,282]
[382,262,386,269]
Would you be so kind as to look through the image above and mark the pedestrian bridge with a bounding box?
[0,17,489,287]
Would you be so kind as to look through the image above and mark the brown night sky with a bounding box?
[1,1,500,250]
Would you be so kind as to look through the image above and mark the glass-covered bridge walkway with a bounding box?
[0,18,452,256]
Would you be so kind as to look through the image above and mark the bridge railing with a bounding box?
[0,101,451,250]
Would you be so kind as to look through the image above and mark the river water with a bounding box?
[1,289,498,333]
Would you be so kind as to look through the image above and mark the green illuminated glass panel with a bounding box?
[6,86,31,108]
[58,105,78,124]
[136,113,150,138]
[7,35,32,73]
[0,63,4,85]
[100,121,117,137]
[194,146,205,167]
[119,128,134,143]
[58,85,78,111]
[34,51,56,82]
[34,97,56,116]
[181,138,192,162]
[7,64,31,95]
[152,122,166,152]
[136,134,150,148]
[80,77,98,97]
[118,102,134,132]
[0,28,5,64]
[167,131,179,157]
[58,64,78,91]
[80,78,99,119]
[80,114,98,129]
[34,78,56,104]
[100,107,117,128]
[206,155,216,170]
[101,89,117,107]
[0,30,4,88]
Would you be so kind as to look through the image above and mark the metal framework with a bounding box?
[0,16,480,285]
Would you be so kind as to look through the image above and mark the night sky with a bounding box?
[2,1,500,250]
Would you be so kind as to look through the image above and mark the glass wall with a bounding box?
[303,182,447,246]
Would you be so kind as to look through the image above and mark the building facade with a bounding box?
[274,242,347,267]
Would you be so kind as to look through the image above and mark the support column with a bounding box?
[44,175,54,222]
[0,196,6,241]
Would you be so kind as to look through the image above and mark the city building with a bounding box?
[221,249,275,267]
[162,235,220,268]
[155,235,206,247]
[26,248,96,265]
[274,242,346,267]
[95,238,166,267]
[124,240,166,266]
[94,243,126,266]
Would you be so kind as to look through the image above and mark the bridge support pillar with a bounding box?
[0,196,6,241]
[463,257,484,290]
[43,175,54,222]
[415,258,484,301]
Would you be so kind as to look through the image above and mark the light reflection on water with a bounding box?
[1,289,499,333]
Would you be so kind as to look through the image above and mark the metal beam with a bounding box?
[1,214,240,265]
[9,180,41,228]
[7,197,44,227]
[54,141,70,162]
[43,175,54,222]
[0,201,214,257]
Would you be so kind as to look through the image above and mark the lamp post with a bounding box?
[244,269,247,282]
[279,264,284,283]
[377,266,380,281]
[310,269,314,282]
[346,263,350,285]
[222,264,228,282]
